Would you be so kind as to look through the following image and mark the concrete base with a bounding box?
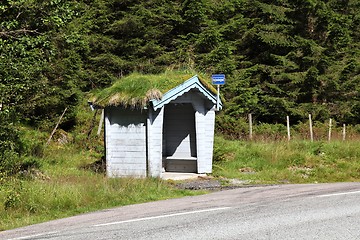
[161,172,207,181]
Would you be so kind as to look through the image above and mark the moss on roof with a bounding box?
[90,71,218,108]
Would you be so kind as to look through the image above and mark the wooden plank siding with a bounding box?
[105,107,147,177]
[147,107,164,177]
[102,80,219,177]
[160,91,216,174]
[195,108,215,173]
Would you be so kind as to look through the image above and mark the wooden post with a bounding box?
[97,109,104,136]
[328,118,332,142]
[287,116,291,141]
[87,109,98,139]
[46,108,67,145]
[309,114,313,142]
[343,124,346,141]
[249,113,253,141]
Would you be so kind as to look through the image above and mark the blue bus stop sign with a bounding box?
[212,74,225,85]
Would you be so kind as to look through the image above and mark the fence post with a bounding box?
[328,118,332,142]
[343,124,346,141]
[309,114,313,142]
[287,116,291,141]
[249,113,253,141]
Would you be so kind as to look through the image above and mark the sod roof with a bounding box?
[90,71,218,109]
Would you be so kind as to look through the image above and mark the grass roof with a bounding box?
[90,71,218,109]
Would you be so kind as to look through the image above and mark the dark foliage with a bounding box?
[0,0,359,153]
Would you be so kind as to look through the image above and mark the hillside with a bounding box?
[1,1,360,228]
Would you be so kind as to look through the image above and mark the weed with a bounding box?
[213,136,360,184]
[0,144,201,231]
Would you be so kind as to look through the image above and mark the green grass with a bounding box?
[91,70,217,108]
[0,176,197,230]
[213,136,360,184]
[2,116,360,231]
[0,144,203,231]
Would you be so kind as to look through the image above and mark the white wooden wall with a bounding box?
[193,103,215,173]
[103,89,216,177]
[104,107,147,177]
[163,91,216,174]
[147,107,164,177]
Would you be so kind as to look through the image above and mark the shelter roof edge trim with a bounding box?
[151,75,221,111]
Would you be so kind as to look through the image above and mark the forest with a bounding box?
[1,0,360,174]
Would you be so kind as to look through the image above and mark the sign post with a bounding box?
[212,74,225,111]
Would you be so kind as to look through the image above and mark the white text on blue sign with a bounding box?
[212,74,225,85]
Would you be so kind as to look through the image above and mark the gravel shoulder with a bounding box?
[172,176,255,191]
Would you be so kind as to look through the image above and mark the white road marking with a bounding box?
[6,231,58,240]
[94,207,231,227]
[315,190,360,198]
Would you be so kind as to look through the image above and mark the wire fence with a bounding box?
[216,114,360,142]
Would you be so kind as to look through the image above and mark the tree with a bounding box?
[0,0,84,128]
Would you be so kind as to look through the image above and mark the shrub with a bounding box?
[215,115,248,139]
[0,111,23,176]
[0,113,46,179]
[253,123,287,141]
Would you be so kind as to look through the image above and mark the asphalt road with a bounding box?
[1,182,360,240]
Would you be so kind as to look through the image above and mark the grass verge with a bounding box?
[0,144,203,231]
[213,136,360,184]
[2,130,360,231]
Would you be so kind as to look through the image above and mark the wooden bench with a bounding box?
[163,156,197,172]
